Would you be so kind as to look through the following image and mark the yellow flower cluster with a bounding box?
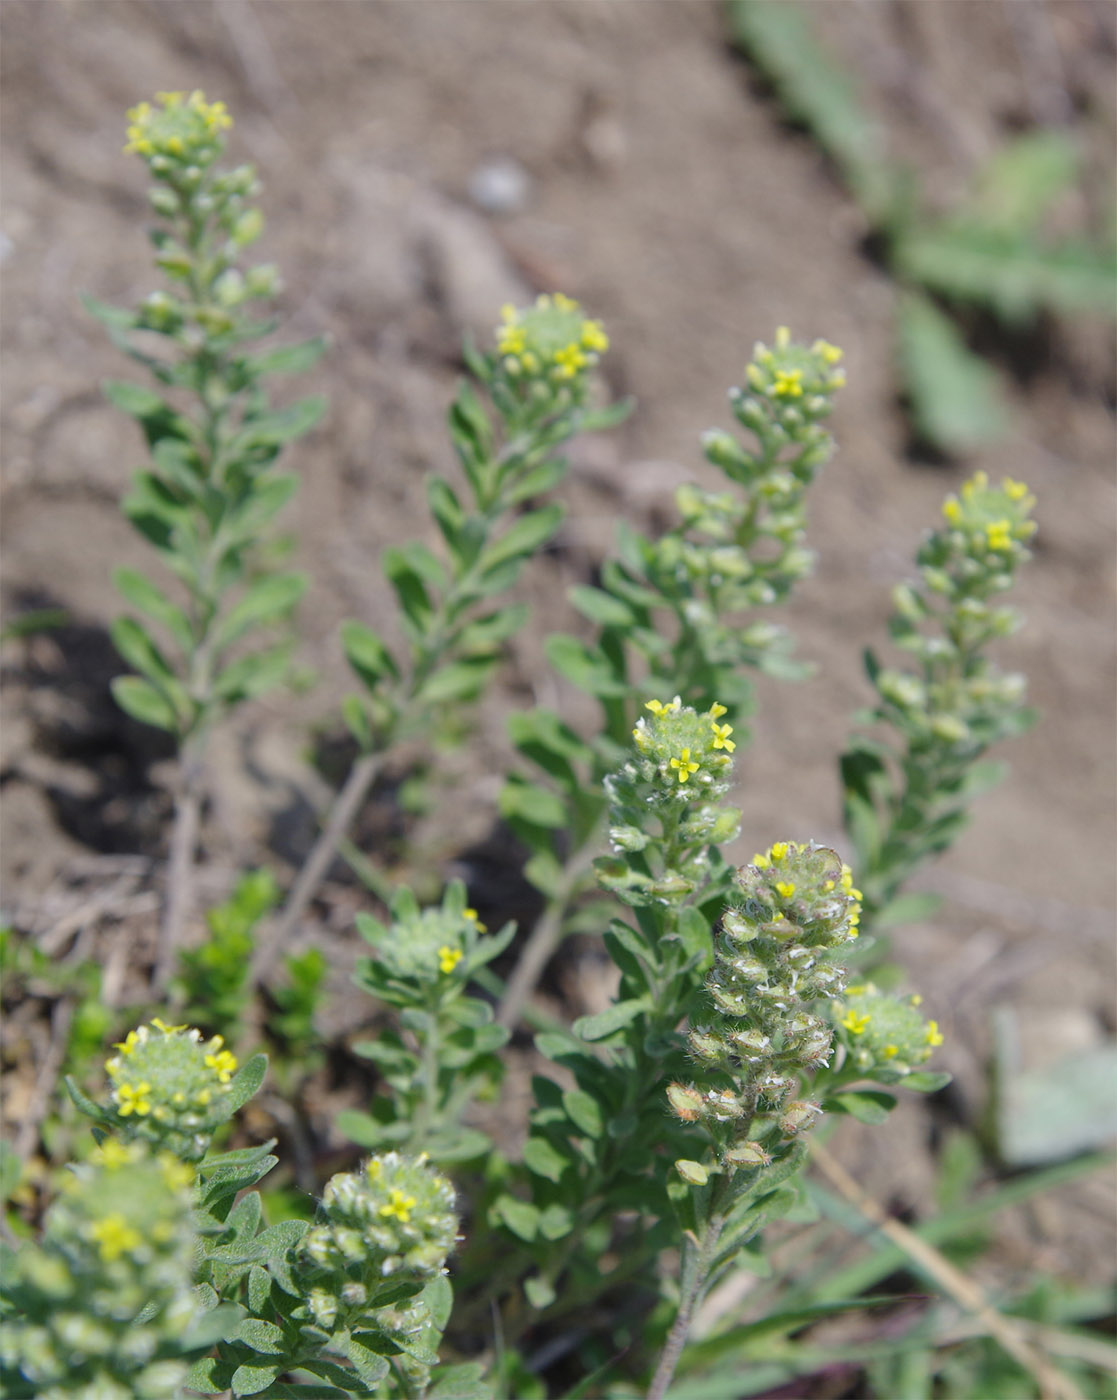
[632,698,737,784]
[124,90,232,160]
[941,472,1037,555]
[105,1019,239,1127]
[746,326,846,403]
[496,293,609,382]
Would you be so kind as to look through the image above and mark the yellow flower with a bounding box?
[925,1020,944,1047]
[942,497,962,525]
[773,369,803,399]
[116,1082,152,1117]
[204,1047,238,1083]
[150,1018,188,1035]
[498,324,526,356]
[644,696,681,716]
[710,722,736,752]
[580,319,609,352]
[752,853,770,869]
[775,326,791,348]
[769,842,789,862]
[379,1187,417,1223]
[1002,476,1031,503]
[553,343,588,379]
[90,1213,142,1262]
[841,1010,871,1036]
[94,1140,135,1170]
[985,519,1013,552]
[883,1044,899,1059]
[708,702,727,719]
[669,749,700,783]
[160,1156,194,1192]
[112,1029,142,1056]
[774,881,796,899]
[438,945,463,975]
[552,292,578,312]
[812,338,843,365]
[464,907,487,933]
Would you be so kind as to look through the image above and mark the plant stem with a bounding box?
[154,742,204,992]
[255,750,382,977]
[647,1200,727,1400]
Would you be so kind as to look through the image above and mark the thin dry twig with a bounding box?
[15,997,74,1160]
[811,1140,1087,1400]
[496,828,604,1029]
[256,751,382,980]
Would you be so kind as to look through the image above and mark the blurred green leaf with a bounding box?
[897,291,1007,454]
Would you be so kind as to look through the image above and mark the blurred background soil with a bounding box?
[1,0,1114,1289]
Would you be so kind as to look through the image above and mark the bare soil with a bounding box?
[2,0,1114,1345]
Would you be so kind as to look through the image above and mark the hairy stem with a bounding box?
[646,1206,726,1400]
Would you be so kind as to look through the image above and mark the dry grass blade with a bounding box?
[811,1140,1087,1400]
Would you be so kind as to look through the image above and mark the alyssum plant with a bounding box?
[6,90,1071,1400]
[88,92,325,987]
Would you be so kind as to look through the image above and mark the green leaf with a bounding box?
[213,644,292,703]
[674,905,713,971]
[428,1362,492,1400]
[212,573,308,651]
[415,657,495,704]
[111,616,178,687]
[224,1053,268,1115]
[522,1135,570,1183]
[234,1318,285,1355]
[335,1109,391,1149]
[524,1275,556,1310]
[103,378,193,448]
[453,603,529,656]
[568,584,636,628]
[970,130,1080,235]
[231,1362,283,1396]
[870,891,943,929]
[727,0,894,220]
[499,776,567,829]
[563,1088,604,1139]
[245,336,328,377]
[573,997,647,1042]
[896,222,1117,322]
[896,291,1007,454]
[111,675,181,733]
[341,619,399,691]
[495,1194,540,1241]
[182,1357,226,1394]
[383,546,438,634]
[544,633,626,698]
[478,503,564,577]
[825,1090,897,1125]
[113,567,193,652]
[903,1070,953,1094]
[235,395,326,450]
[427,475,465,553]
[539,1202,574,1241]
[0,1141,21,1203]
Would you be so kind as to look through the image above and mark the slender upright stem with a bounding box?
[646,1206,726,1400]
[647,1218,724,1400]
[255,750,382,978]
[154,743,204,991]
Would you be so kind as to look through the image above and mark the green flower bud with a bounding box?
[124,91,232,168]
[0,1142,198,1397]
[833,983,944,1075]
[295,1152,458,1333]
